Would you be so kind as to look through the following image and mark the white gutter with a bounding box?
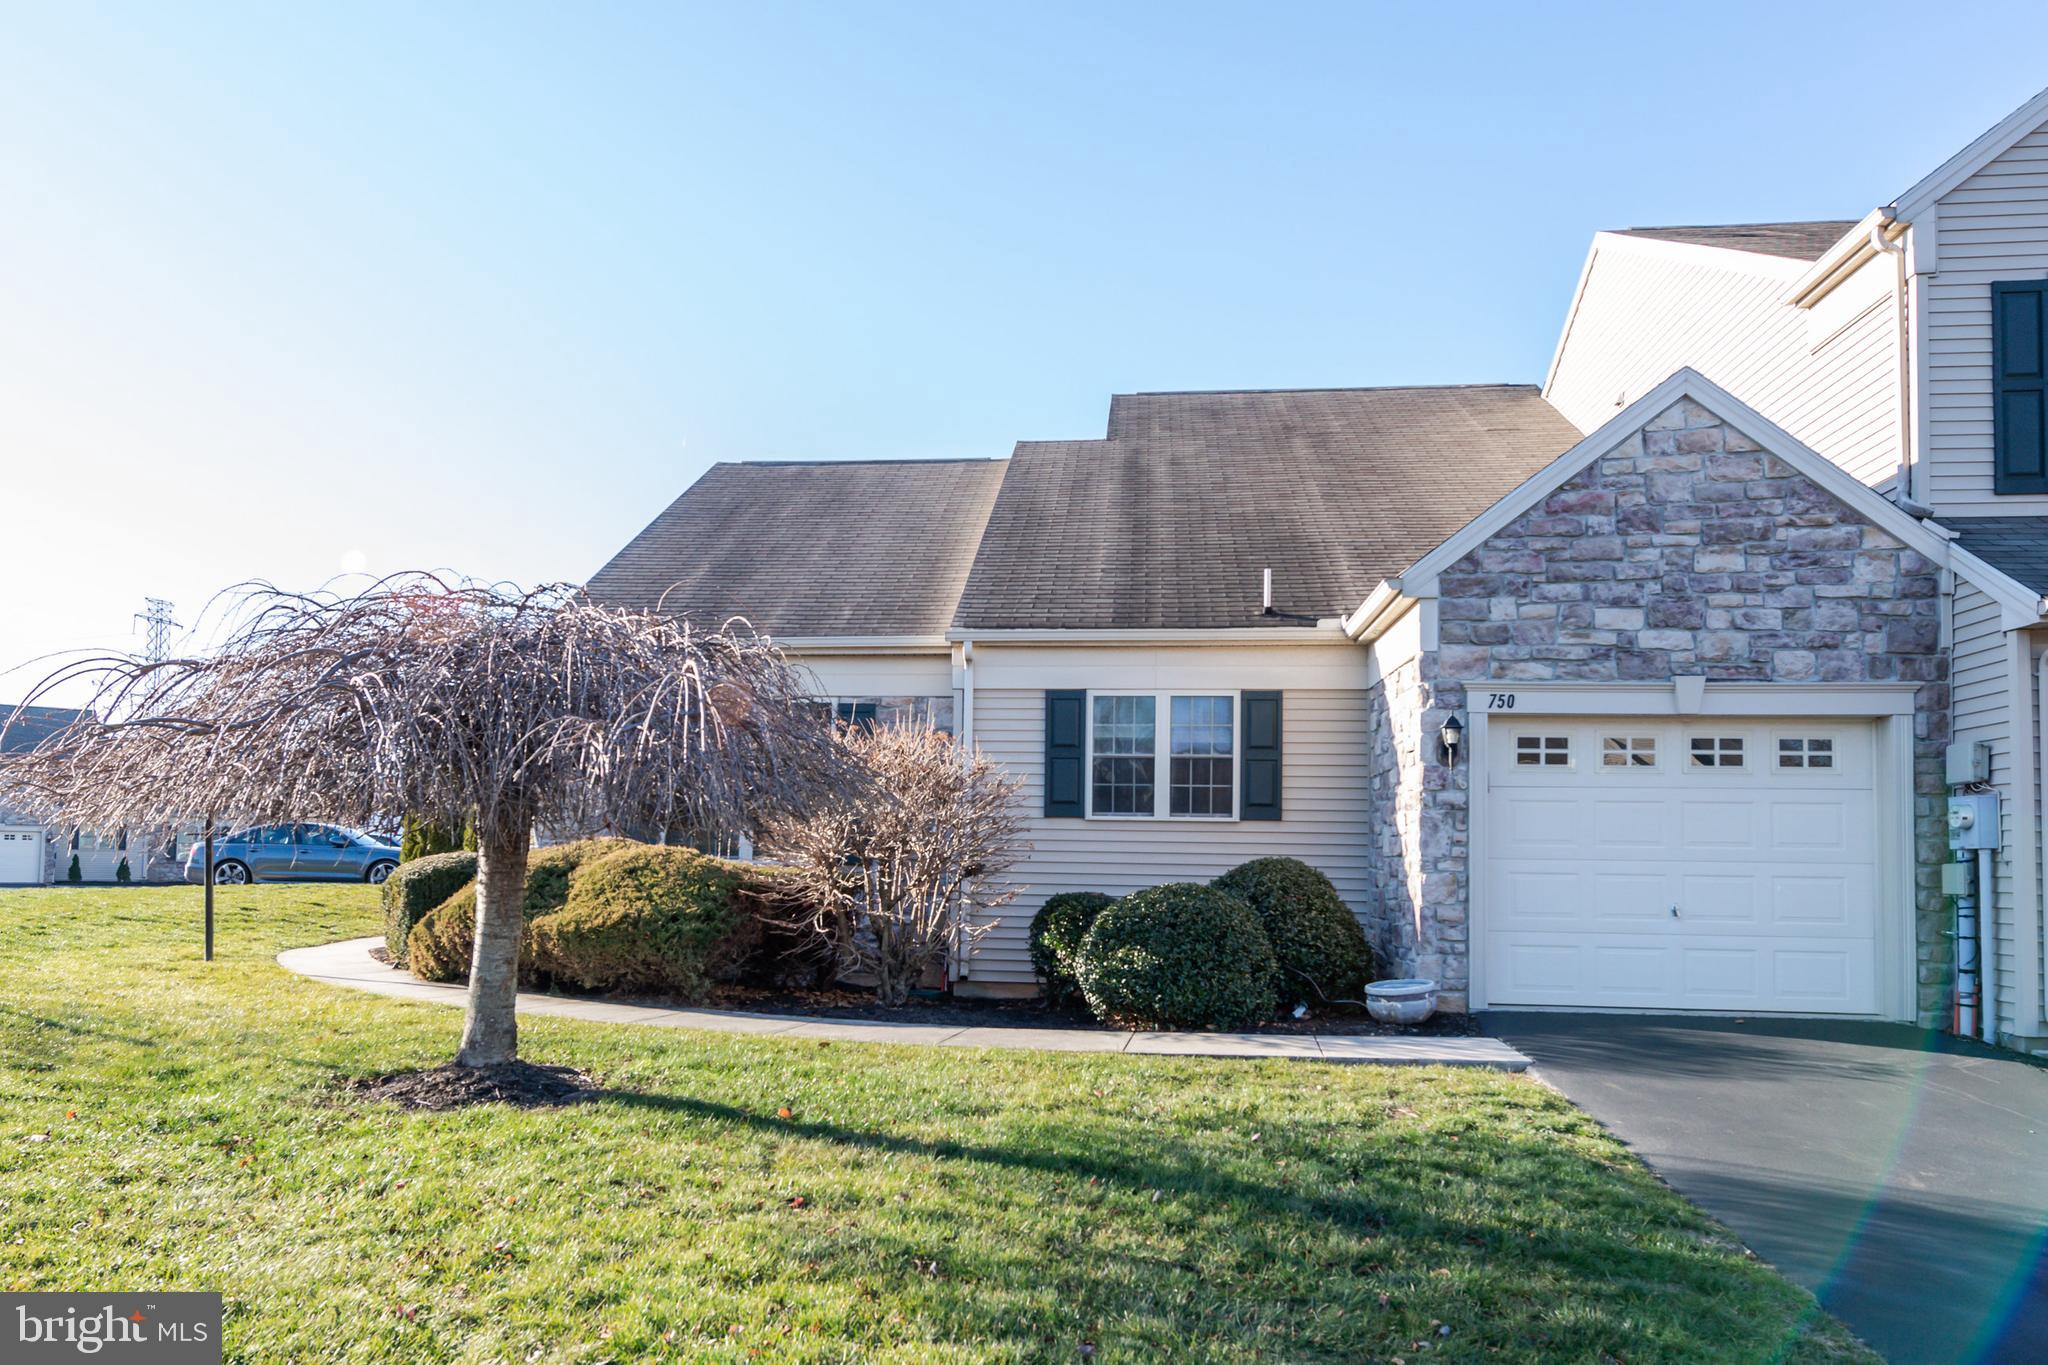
[1782,208,1891,308]
[776,635,953,654]
[942,626,1347,646]
[1341,579,1415,642]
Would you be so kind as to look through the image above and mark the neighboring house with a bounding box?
[589,86,2048,1054]
[0,705,186,885]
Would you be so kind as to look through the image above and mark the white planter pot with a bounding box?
[1364,978,1438,1025]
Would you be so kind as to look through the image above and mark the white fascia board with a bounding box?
[1781,209,1892,309]
[776,636,953,654]
[1395,368,1956,591]
[1893,84,2048,221]
[944,627,1350,647]
[1948,545,2048,626]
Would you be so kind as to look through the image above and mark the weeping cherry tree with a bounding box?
[0,576,840,1069]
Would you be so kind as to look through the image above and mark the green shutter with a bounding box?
[1044,691,1086,818]
[1241,691,1282,821]
[1993,279,2048,494]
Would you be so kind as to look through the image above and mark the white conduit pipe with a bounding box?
[1980,845,1998,1044]
[1956,851,1980,1038]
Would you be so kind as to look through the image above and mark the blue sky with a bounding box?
[5,2,2048,697]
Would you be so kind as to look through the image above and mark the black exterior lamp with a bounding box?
[1438,713,1464,766]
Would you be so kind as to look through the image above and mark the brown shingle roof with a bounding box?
[1610,221,1860,262]
[952,386,1582,630]
[585,459,1007,637]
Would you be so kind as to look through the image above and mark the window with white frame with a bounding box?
[1088,692,1235,818]
[1515,735,1570,767]
[1689,735,1745,768]
[1601,735,1657,767]
[1778,736,1834,769]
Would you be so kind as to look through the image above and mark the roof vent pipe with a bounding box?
[1872,207,1934,518]
[1262,567,1276,617]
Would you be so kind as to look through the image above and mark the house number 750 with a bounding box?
[1485,693,1517,711]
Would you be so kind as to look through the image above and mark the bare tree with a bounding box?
[760,723,1026,1006]
[0,576,839,1068]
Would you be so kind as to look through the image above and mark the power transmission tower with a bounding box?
[135,597,178,664]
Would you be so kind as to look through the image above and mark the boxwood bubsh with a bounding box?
[1075,882,1278,1030]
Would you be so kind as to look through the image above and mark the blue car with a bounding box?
[182,823,401,886]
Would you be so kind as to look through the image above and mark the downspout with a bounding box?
[953,638,975,982]
[1872,210,1935,518]
[959,639,975,758]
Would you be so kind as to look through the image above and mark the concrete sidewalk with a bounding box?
[280,937,1530,1068]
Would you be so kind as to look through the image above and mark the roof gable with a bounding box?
[1394,369,1954,602]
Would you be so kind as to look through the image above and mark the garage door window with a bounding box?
[1688,736,1745,768]
[1515,735,1570,767]
[1778,737,1835,769]
[1601,735,1657,768]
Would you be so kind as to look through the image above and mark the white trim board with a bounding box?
[1387,367,1955,604]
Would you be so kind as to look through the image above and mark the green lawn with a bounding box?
[0,886,1870,1363]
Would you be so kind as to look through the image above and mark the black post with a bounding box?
[202,816,214,962]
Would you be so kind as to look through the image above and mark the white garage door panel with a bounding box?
[1484,718,1880,1015]
[0,829,42,884]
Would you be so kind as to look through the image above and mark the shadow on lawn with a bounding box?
[0,1002,162,1051]
[592,1084,1815,1359]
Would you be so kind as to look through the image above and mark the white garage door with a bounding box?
[0,829,43,884]
[1483,718,1879,1014]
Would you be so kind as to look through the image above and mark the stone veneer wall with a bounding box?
[1363,654,1435,995]
[1369,397,1951,1021]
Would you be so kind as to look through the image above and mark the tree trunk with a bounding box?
[457,825,531,1067]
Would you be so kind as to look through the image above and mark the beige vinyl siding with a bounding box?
[1924,120,2048,516]
[1951,579,2019,1031]
[966,687,1371,986]
[1546,240,1899,488]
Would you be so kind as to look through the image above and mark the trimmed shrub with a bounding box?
[115,856,132,884]
[1028,892,1113,1006]
[66,853,81,884]
[406,838,635,983]
[527,845,755,999]
[1075,883,1278,1030]
[381,850,477,961]
[1212,857,1376,1005]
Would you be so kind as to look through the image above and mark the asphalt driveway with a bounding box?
[1483,1013,2048,1364]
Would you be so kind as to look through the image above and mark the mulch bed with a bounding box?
[699,983,1481,1038]
[340,1061,599,1111]
[362,944,1476,1038]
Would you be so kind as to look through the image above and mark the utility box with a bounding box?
[1942,861,1973,895]
[1947,740,1992,786]
[1947,793,2001,850]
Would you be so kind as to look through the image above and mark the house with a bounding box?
[588,86,2048,1053]
[0,704,187,884]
